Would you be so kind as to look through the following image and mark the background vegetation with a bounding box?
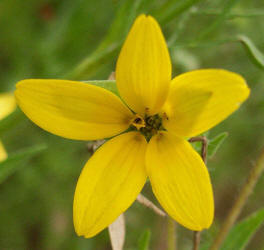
[0,0,263,249]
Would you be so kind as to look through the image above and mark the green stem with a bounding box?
[210,148,264,250]
[167,218,177,250]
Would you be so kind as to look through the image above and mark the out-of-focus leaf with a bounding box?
[167,9,193,47]
[173,39,237,49]
[154,0,203,24]
[0,144,47,183]
[68,0,144,80]
[238,35,264,69]
[67,43,120,80]
[191,9,264,19]
[196,0,240,40]
[200,241,211,250]
[220,208,264,250]
[171,49,200,71]
[208,132,228,158]
[98,0,143,50]
[137,230,151,250]
[83,80,119,96]
[0,108,25,136]
[108,214,126,250]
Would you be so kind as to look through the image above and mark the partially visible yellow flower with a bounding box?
[15,15,250,237]
[0,93,16,161]
[0,140,8,162]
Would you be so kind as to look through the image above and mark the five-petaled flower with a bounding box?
[15,14,250,237]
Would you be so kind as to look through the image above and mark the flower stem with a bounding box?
[210,147,264,250]
[193,231,201,250]
[167,218,177,250]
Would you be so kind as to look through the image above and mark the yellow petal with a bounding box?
[146,132,214,231]
[116,14,171,115]
[15,79,133,140]
[0,140,8,162]
[0,93,16,120]
[163,69,250,137]
[74,132,147,238]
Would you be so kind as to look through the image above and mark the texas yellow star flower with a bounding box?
[15,14,250,237]
[0,93,16,161]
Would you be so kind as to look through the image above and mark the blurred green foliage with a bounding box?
[220,208,264,250]
[0,0,264,249]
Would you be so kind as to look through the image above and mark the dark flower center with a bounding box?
[131,114,165,141]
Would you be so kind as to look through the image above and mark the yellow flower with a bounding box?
[15,15,250,237]
[0,93,16,161]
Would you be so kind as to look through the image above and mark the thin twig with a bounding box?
[136,194,166,217]
[188,136,208,163]
[210,147,264,250]
[189,136,208,250]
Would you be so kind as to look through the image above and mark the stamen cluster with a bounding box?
[131,114,165,141]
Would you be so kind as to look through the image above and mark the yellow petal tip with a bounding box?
[116,14,171,115]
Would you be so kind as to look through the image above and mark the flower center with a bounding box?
[130,114,165,141]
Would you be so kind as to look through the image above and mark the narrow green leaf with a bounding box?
[154,0,203,25]
[98,0,144,50]
[191,9,264,19]
[68,0,144,80]
[66,43,120,80]
[42,0,85,52]
[172,39,237,49]
[0,144,47,184]
[220,208,264,250]
[137,230,151,250]
[208,132,228,158]
[238,35,264,69]
[83,80,119,97]
[196,0,240,41]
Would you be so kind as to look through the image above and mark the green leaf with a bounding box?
[191,9,264,20]
[154,0,203,25]
[0,144,47,184]
[83,80,119,97]
[220,208,264,250]
[68,0,144,80]
[196,0,241,41]
[98,0,143,50]
[208,132,228,158]
[137,230,151,250]
[238,35,264,69]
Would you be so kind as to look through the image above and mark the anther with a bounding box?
[131,114,146,130]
